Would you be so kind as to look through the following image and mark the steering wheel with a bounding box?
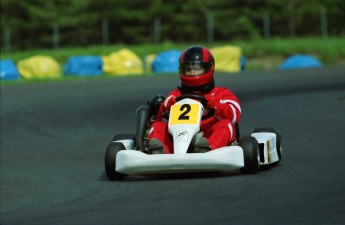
[175,94,207,105]
[175,94,214,120]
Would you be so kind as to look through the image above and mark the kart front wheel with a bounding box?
[104,142,126,180]
[240,137,260,174]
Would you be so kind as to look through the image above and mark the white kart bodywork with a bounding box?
[112,98,280,176]
[116,143,244,174]
[251,132,281,165]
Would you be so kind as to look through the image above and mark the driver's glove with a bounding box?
[163,95,176,112]
[205,95,218,109]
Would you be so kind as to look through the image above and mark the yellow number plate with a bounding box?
[169,103,200,125]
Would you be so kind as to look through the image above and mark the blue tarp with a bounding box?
[279,54,322,70]
[0,59,20,80]
[152,50,182,73]
[240,55,246,71]
[64,56,103,76]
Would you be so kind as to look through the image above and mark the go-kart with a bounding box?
[104,94,282,180]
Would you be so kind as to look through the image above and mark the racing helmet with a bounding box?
[179,46,215,88]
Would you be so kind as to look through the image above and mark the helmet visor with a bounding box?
[179,62,211,76]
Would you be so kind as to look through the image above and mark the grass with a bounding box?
[1,37,344,76]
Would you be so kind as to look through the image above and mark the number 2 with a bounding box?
[178,104,191,120]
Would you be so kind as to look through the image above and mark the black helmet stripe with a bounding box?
[182,46,204,63]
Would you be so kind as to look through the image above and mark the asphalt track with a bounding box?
[1,66,345,225]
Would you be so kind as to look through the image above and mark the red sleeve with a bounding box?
[209,88,241,124]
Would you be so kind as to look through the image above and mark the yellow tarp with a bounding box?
[210,45,242,73]
[144,54,156,73]
[17,55,61,79]
[102,49,143,75]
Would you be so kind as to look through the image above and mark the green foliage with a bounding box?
[1,0,345,52]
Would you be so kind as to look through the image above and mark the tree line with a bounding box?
[1,0,344,51]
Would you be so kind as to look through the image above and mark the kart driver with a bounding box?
[148,45,241,154]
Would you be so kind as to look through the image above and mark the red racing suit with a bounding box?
[149,87,241,153]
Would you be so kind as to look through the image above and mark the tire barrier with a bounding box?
[3,46,325,81]
[279,54,322,70]
[0,59,20,80]
[64,56,103,77]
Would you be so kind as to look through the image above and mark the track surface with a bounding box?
[1,66,345,225]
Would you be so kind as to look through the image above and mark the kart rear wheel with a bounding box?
[104,142,126,180]
[253,127,282,163]
[240,137,260,174]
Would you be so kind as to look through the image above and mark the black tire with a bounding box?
[135,105,149,150]
[253,127,282,163]
[104,142,126,180]
[240,137,260,174]
[111,134,135,142]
